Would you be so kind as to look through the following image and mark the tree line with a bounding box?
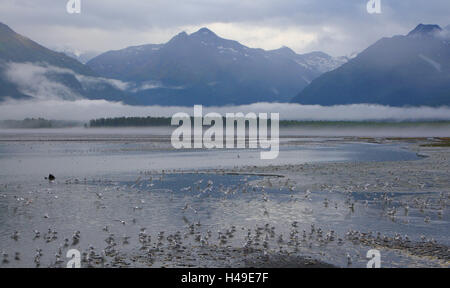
[89,117,172,127]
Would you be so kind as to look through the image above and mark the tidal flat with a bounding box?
[0,128,448,268]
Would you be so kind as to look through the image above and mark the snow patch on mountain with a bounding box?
[418,54,442,72]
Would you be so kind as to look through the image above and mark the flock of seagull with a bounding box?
[0,165,449,268]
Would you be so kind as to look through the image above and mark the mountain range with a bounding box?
[1,22,449,107]
[87,28,347,105]
[0,23,345,106]
[292,24,450,106]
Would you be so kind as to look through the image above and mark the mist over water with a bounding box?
[1,98,450,123]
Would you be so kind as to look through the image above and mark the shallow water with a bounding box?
[0,130,419,178]
[0,130,447,268]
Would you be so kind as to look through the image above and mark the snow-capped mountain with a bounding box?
[58,48,101,64]
[0,23,346,106]
[88,27,347,106]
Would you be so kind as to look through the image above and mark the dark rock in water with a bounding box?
[47,174,56,181]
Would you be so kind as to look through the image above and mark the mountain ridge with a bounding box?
[0,22,131,103]
[0,22,94,76]
[87,27,347,105]
[291,24,450,107]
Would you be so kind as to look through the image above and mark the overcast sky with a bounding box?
[1,0,449,56]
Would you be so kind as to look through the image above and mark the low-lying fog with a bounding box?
[1,99,450,122]
[0,125,449,138]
